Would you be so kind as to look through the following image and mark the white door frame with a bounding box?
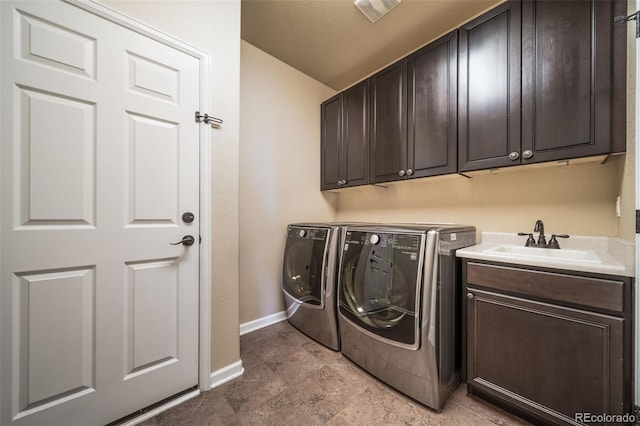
[635,0,640,410]
[62,0,213,392]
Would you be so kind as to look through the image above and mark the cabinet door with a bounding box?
[407,31,457,179]
[320,94,342,190]
[467,288,625,424]
[343,80,369,187]
[370,60,407,183]
[521,0,615,163]
[458,1,521,172]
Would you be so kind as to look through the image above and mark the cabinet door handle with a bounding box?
[509,152,519,161]
[398,170,406,177]
[522,150,533,159]
[341,180,347,185]
[406,169,414,176]
[467,293,474,300]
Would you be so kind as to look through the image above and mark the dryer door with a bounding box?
[283,226,329,308]
[339,230,424,349]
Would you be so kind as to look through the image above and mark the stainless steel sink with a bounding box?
[483,245,602,264]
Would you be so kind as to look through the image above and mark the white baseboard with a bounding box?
[239,310,287,336]
[209,360,244,389]
[122,389,200,425]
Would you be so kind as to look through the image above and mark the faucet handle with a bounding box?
[518,232,535,247]
[548,234,569,249]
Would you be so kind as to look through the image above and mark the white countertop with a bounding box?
[456,232,635,277]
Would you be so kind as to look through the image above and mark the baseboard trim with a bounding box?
[209,360,244,389]
[239,311,287,336]
[120,389,200,426]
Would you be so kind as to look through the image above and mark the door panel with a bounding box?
[320,94,342,190]
[467,288,625,423]
[127,113,179,225]
[1,2,200,425]
[15,268,95,413]
[370,61,407,183]
[521,0,614,162]
[343,81,369,187]
[125,259,179,376]
[18,87,96,226]
[458,1,521,171]
[408,31,457,178]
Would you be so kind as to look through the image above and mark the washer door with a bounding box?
[339,230,423,348]
[283,227,329,308]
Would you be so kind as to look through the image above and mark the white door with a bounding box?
[1,1,201,424]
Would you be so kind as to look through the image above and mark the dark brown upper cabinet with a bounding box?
[458,1,522,172]
[520,0,621,163]
[370,60,407,184]
[408,31,458,179]
[370,30,458,184]
[320,80,369,190]
[459,0,625,172]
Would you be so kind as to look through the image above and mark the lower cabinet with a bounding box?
[463,260,632,425]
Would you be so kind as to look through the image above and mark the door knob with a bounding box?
[406,169,414,176]
[522,150,533,159]
[398,170,406,177]
[170,235,195,246]
[467,293,474,300]
[509,152,519,161]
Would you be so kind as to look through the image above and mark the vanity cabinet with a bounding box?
[463,260,632,425]
[320,80,369,190]
[459,0,625,172]
[370,31,458,184]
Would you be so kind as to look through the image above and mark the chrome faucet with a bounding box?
[518,219,569,249]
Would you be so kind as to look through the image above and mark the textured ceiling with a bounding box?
[241,0,503,91]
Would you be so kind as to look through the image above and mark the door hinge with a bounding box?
[199,235,202,245]
[195,111,223,128]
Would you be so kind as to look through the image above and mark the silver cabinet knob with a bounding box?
[522,150,533,159]
[467,293,474,300]
[399,170,406,177]
[342,180,347,185]
[337,180,342,186]
[509,152,519,161]
[406,169,414,176]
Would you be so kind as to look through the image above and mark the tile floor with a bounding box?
[140,321,530,425]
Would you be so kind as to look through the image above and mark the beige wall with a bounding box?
[334,157,628,239]
[239,41,336,323]
[104,0,241,371]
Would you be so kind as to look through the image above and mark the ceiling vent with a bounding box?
[354,0,402,23]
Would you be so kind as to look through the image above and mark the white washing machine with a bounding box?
[338,224,476,410]
[282,223,348,350]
